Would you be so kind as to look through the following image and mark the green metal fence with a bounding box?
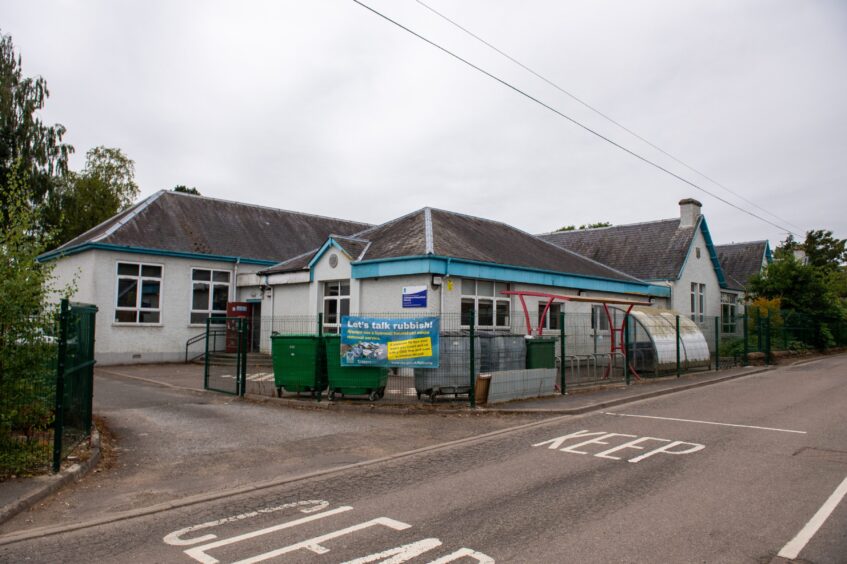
[739,309,847,364]
[203,317,247,396]
[0,299,97,479]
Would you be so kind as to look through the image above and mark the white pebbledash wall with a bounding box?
[50,250,264,365]
[670,226,722,321]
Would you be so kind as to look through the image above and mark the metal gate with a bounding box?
[204,317,247,396]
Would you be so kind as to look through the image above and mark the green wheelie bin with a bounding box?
[271,334,326,398]
[324,335,389,401]
[526,337,556,369]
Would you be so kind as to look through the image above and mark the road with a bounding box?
[1,356,846,562]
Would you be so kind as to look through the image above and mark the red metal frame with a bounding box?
[501,290,650,380]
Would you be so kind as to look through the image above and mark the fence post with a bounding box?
[714,316,720,372]
[52,299,69,473]
[757,314,763,352]
[675,314,681,378]
[469,308,476,408]
[239,318,247,397]
[765,313,772,365]
[743,313,749,365]
[203,317,210,390]
[559,311,566,395]
[623,313,630,386]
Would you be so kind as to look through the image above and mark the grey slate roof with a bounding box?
[263,207,646,285]
[715,241,768,291]
[537,219,696,281]
[48,190,371,263]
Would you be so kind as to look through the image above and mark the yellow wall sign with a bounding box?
[387,337,433,361]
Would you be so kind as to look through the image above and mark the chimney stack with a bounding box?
[679,198,702,228]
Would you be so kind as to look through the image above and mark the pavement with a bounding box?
[0,355,828,533]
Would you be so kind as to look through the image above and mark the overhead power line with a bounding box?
[352,0,800,237]
[415,0,804,233]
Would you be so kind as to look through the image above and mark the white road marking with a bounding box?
[532,429,704,463]
[340,538,442,563]
[604,412,807,434]
[232,517,412,564]
[778,475,847,560]
[429,547,496,563]
[183,506,353,564]
[163,500,328,546]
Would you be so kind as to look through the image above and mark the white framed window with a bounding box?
[591,305,610,332]
[721,293,737,334]
[537,302,562,331]
[323,280,350,334]
[115,262,163,324]
[698,283,705,322]
[690,282,697,321]
[191,268,231,325]
[460,279,510,329]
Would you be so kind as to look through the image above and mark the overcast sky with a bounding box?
[3,0,846,247]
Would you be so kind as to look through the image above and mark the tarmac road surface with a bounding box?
[1,355,846,563]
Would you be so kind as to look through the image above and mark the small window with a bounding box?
[591,305,610,332]
[538,303,562,331]
[115,261,163,324]
[695,247,701,259]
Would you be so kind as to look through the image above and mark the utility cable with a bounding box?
[415,0,803,233]
[353,0,799,236]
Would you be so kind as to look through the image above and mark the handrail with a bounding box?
[184,328,226,363]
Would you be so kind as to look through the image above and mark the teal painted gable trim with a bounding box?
[37,242,278,266]
[306,238,349,270]
[351,255,670,298]
[677,218,728,289]
[764,241,773,264]
[305,238,352,282]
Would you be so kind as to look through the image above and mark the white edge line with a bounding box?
[778,475,847,559]
[603,412,807,434]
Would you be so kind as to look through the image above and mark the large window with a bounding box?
[721,293,737,334]
[537,302,562,331]
[690,282,706,322]
[191,269,231,324]
[460,279,510,329]
[323,280,350,334]
[115,262,162,324]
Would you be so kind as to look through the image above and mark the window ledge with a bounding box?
[111,323,164,328]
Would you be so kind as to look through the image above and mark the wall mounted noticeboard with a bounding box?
[402,285,427,308]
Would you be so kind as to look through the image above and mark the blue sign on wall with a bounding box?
[402,285,427,308]
[340,316,439,368]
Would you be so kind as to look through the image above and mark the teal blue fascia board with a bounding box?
[37,242,277,266]
[306,238,350,270]
[764,241,773,264]
[677,218,728,289]
[351,255,670,298]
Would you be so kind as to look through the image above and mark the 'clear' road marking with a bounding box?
[778,475,847,560]
[603,412,807,434]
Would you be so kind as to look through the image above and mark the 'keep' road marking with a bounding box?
[603,412,807,434]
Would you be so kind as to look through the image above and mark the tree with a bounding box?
[802,229,846,271]
[748,232,846,349]
[0,31,73,235]
[555,221,612,232]
[0,160,63,472]
[173,185,201,195]
[43,146,139,246]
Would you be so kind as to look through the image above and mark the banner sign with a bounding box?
[340,316,440,368]
[402,285,427,308]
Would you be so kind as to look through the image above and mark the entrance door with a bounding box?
[226,302,252,353]
[249,302,262,353]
